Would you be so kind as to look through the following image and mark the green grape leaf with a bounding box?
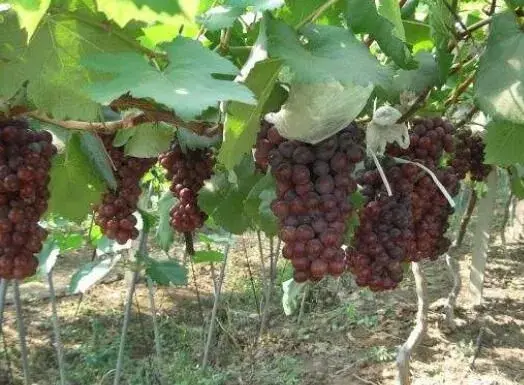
[79,132,118,191]
[176,127,221,151]
[193,250,224,263]
[277,0,344,28]
[403,20,432,48]
[377,0,405,41]
[48,134,105,223]
[69,255,122,294]
[401,0,419,19]
[0,12,133,120]
[198,0,285,30]
[120,123,174,158]
[485,120,524,166]
[37,238,60,275]
[475,12,524,124]
[155,191,176,251]
[145,259,188,286]
[426,0,454,83]
[10,0,50,41]
[266,17,389,86]
[54,232,84,251]
[95,0,192,27]
[219,59,282,169]
[509,166,524,199]
[244,172,278,236]
[345,0,416,69]
[198,155,259,234]
[84,36,255,120]
[381,52,438,99]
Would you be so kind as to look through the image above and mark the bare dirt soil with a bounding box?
[0,231,522,385]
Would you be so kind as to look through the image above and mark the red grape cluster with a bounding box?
[347,117,464,291]
[159,143,214,233]
[449,128,491,181]
[0,119,56,280]
[94,135,156,244]
[347,161,418,291]
[256,121,364,282]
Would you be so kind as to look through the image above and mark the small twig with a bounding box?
[147,278,162,364]
[13,281,30,385]
[445,73,475,107]
[458,17,492,38]
[353,373,379,385]
[501,192,514,248]
[469,327,484,368]
[396,263,428,385]
[202,238,231,369]
[295,0,342,29]
[487,0,497,16]
[241,236,260,315]
[297,284,310,325]
[456,106,479,128]
[457,188,478,247]
[442,0,475,43]
[397,87,431,123]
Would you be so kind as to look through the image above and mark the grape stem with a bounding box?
[202,238,231,369]
[396,262,428,385]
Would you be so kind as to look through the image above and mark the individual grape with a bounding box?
[94,134,156,245]
[0,119,56,280]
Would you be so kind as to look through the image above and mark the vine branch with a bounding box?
[397,87,432,123]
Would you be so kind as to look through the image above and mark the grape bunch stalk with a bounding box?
[159,143,214,236]
[94,135,156,244]
[0,119,57,280]
[256,121,364,282]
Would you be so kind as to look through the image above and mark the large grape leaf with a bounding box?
[266,17,390,86]
[484,120,524,166]
[79,132,118,191]
[474,12,524,124]
[198,155,261,234]
[69,254,122,294]
[95,0,195,27]
[277,0,344,27]
[155,191,176,251]
[145,259,188,286]
[345,0,416,69]
[0,12,132,120]
[84,37,255,120]
[48,134,105,223]
[113,123,174,158]
[426,0,454,82]
[244,172,278,236]
[10,0,50,41]
[219,59,282,169]
[198,0,285,30]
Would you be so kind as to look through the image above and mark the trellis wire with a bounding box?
[13,281,30,385]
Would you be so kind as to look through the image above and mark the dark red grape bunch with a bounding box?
[159,143,214,234]
[257,121,364,283]
[0,119,57,280]
[347,161,418,291]
[94,135,156,245]
[387,116,456,170]
[450,128,491,182]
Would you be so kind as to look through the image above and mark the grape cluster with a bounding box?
[159,143,214,233]
[94,135,156,244]
[0,119,56,280]
[347,161,418,290]
[450,128,491,181]
[256,121,364,282]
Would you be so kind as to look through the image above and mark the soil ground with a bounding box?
[0,223,523,385]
